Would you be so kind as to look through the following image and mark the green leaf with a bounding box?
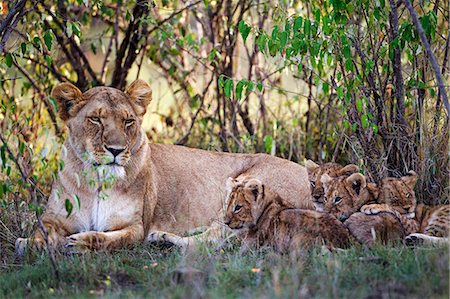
[345,58,353,71]
[44,31,52,51]
[323,82,329,95]
[45,55,52,67]
[336,86,344,99]
[65,199,73,217]
[73,194,81,209]
[361,114,369,128]
[72,22,81,37]
[66,24,73,38]
[343,45,351,59]
[224,79,233,98]
[293,16,303,33]
[257,33,267,53]
[257,82,263,92]
[235,80,245,100]
[304,19,311,37]
[5,53,12,68]
[247,81,254,92]
[238,20,251,43]
[91,43,97,55]
[279,31,288,49]
[356,98,363,113]
[263,135,273,154]
[218,74,225,88]
[20,43,27,55]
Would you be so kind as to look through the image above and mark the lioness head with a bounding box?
[52,80,152,178]
[377,171,418,218]
[224,177,265,230]
[305,160,359,211]
[321,173,375,221]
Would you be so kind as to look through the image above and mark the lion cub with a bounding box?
[305,160,359,211]
[321,171,449,245]
[224,177,351,252]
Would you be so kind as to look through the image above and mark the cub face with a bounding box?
[377,171,418,218]
[224,177,265,230]
[321,173,372,221]
[305,160,359,211]
[51,80,152,178]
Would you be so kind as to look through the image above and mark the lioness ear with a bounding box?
[244,178,264,201]
[226,177,239,193]
[402,170,418,189]
[125,80,152,116]
[51,83,83,121]
[305,159,319,174]
[337,164,359,176]
[346,173,366,195]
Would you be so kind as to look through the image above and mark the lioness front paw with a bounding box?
[66,232,107,252]
[147,231,187,249]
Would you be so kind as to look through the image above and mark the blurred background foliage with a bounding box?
[0,0,448,258]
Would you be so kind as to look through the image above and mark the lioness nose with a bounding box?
[106,146,125,157]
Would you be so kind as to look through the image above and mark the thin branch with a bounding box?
[403,0,450,118]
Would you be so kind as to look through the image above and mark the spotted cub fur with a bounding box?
[224,177,351,252]
[305,160,359,211]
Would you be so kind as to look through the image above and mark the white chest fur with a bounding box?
[87,190,136,231]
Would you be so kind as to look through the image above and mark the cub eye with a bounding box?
[334,197,342,204]
[125,119,135,128]
[88,116,101,124]
[234,204,242,213]
[310,181,316,188]
[406,193,411,198]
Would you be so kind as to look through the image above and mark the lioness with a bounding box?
[223,177,352,252]
[16,80,313,252]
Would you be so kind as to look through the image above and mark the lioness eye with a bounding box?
[89,116,101,124]
[125,119,135,127]
[334,197,342,204]
[234,204,242,213]
[310,181,316,188]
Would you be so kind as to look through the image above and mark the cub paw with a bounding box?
[405,233,424,247]
[361,204,382,215]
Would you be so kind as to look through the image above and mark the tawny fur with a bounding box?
[321,172,449,246]
[305,160,359,211]
[16,80,314,253]
[223,177,351,252]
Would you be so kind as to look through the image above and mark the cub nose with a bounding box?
[106,146,125,157]
[224,220,231,226]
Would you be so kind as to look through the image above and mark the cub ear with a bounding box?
[305,160,319,174]
[337,164,359,176]
[244,178,264,201]
[320,174,333,189]
[125,80,152,116]
[401,170,418,189]
[346,173,366,195]
[51,83,83,121]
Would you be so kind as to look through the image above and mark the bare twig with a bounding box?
[403,0,450,118]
